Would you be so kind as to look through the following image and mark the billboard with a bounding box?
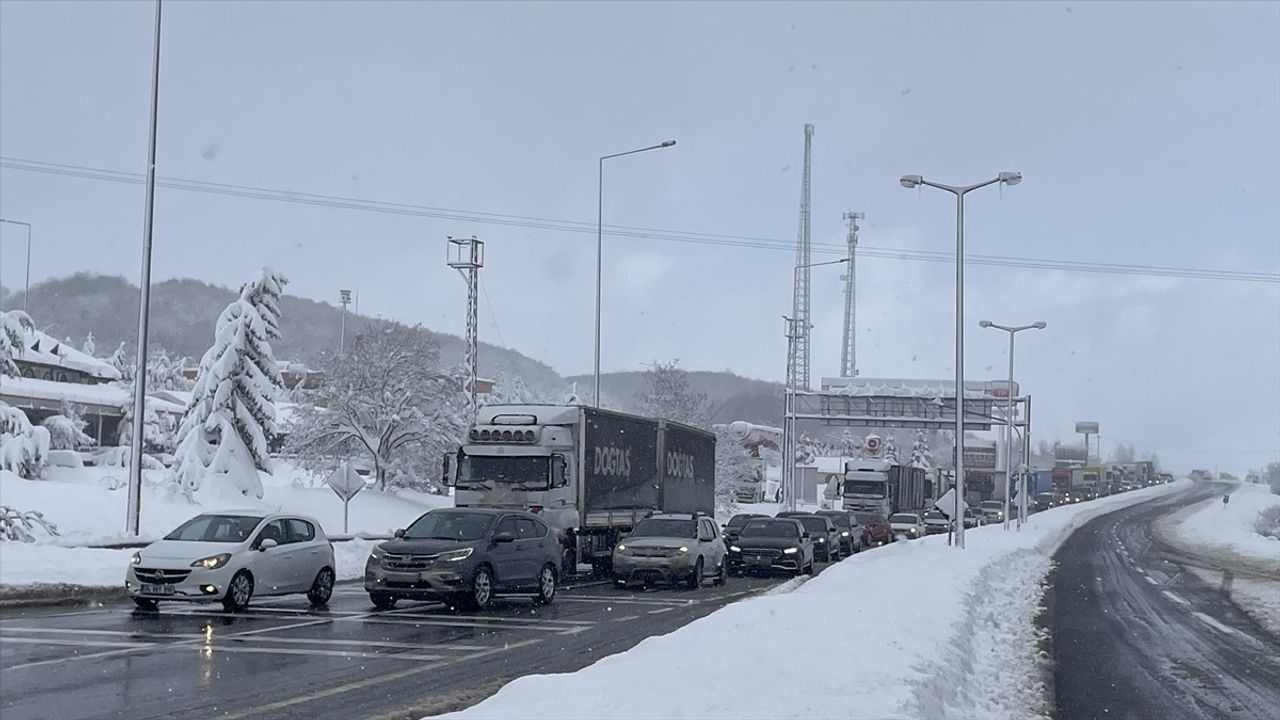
[1075,421,1099,434]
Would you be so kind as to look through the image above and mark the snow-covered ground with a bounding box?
[0,461,449,589]
[1173,482,1280,566]
[437,481,1186,720]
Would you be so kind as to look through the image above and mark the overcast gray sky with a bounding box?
[2,1,1277,474]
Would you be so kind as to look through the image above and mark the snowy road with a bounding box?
[1049,482,1280,720]
[0,569,808,719]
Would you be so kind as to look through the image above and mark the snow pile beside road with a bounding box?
[438,482,1185,720]
[1175,482,1280,567]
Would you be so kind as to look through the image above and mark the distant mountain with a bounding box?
[568,370,786,427]
[7,273,565,396]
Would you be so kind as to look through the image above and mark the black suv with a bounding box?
[815,509,863,556]
[365,508,560,611]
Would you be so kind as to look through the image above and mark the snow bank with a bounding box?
[1174,482,1280,567]
[438,482,1185,720]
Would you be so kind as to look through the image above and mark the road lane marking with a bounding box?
[612,615,640,622]
[214,638,543,720]
[0,627,492,652]
[1191,611,1249,639]
[1,636,153,650]
[557,596,698,607]
[0,636,448,663]
[380,609,594,626]
[1162,591,1191,606]
[646,607,674,615]
[347,615,593,635]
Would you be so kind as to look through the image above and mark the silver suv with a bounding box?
[613,514,727,589]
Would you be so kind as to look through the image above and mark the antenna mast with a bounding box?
[790,124,814,391]
[840,211,864,378]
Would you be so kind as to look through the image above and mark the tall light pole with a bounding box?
[900,171,1021,548]
[0,219,32,311]
[594,139,676,407]
[127,0,164,536]
[338,289,352,354]
[782,257,848,510]
[979,320,1046,531]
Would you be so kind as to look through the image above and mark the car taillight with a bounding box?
[528,505,543,514]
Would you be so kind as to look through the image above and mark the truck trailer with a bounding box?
[842,459,926,517]
[445,405,716,576]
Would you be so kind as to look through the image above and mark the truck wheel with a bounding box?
[687,558,703,589]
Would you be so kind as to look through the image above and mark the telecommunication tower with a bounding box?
[840,211,864,378]
[790,124,814,391]
[447,236,484,420]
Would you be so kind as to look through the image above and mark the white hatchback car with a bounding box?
[126,512,335,612]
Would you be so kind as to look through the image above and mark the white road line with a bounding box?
[380,609,593,626]
[0,637,447,663]
[1192,611,1249,639]
[557,596,697,607]
[1143,575,1159,586]
[0,636,152,650]
[346,615,592,635]
[612,615,640,622]
[1162,591,1191,606]
[646,607,674,615]
[0,644,156,671]
[1,627,491,652]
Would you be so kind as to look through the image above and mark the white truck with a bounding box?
[444,405,716,577]
[842,459,926,517]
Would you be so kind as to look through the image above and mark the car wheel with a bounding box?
[369,591,397,610]
[132,597,159,612]
[533,564,557,605]
[307,567,335,607]
[714,559,728,586]
[467,566,494,610]
[222,570,254,612]
[687,558,704,590]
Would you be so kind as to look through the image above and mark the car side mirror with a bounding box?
[492,531,516,544]
[801,532,810,540]
[258,538,278,551]
[394,528,406,538]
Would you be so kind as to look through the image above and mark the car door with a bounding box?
[488,515,523,590]
[514,517,543,587]
[698,518,721,575]
[250,519,293,594]
[287,518,325,590]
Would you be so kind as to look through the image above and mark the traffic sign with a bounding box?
[326,462,365,501]
[933,488,969,518]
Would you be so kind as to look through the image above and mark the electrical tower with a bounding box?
[840,211,864,378]
[790,123,814,391]
[447,236,484,420]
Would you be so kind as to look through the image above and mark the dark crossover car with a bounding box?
[792,514,842,562]
[721,513,767,548]
[364,508,560,611]
[613,514,727,589]
[816,509,863,556]
[923,510,952,535]
[727,518,815,576]
[854,512,891,547]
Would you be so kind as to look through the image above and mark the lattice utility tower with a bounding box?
[790,123,814,391]
[447,236,484,420]
[840,211,864,378]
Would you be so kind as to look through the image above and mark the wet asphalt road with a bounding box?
[1049,482,1280,720]
[0,565,816,719]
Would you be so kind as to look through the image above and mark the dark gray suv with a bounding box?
[364,508,560,611]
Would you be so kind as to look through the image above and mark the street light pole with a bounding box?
[781,257,848,511]
[0,219,32,312]
[900,171,1021,549]
[978,320,1046,531]
[126,0,164,536]
[339,289,352,354]
[594,140,676,407]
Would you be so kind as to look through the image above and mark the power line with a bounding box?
[479,276,507,349]
[2,155,1277,284]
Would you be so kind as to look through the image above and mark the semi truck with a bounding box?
[842,459,926,517]
[444,405,716,577]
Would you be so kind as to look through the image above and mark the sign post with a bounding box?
[326,461,365,534]
[934,488,969,547]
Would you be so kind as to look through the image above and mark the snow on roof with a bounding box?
[150,389,192,408]
[1,376,184,415]
[19,328,121,380]
[813,456,855,474]
[819,376,1017,399]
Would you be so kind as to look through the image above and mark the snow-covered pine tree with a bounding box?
[1,310,34,377]
[171,268,288,499]
[81,332,96,358]
[43,400,95,450]
[108,342,131,381]
[636,359,711,427]
[908,430,932,469]
[1,402,49,479]
[883,434,900,464]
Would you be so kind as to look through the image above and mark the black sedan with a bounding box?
[781,513,842,562]
[815,509,863,556]
[726,518,814,577]
[721,513,767,548]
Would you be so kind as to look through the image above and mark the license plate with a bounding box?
[747,556,771,566]
[139,583,175,595]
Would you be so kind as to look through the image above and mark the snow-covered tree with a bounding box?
[636,359,711,427]
[908,430,933,470]
[1,310,34,377]
[108,342,132,381]
[171,268,289,499]
[286,326,468,492]
[0,506,59,542]
[81,332,96,358]
[713,426,755,515]
[42,414,95,450]
[145,349,192,392]
[118,391,176,454]
[1,402,49,479]
[882,434,900,464]
[839,428,861,458]
[486,372,545,406]
[1110,442,1136,463]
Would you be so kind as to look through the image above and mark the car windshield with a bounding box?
[854,514,883,525]
[164,515,263,542]
[631,518,697,539]
[889,514,919,524]
[822,514,851,529]
[925,511,947,521]
[797,517,828,533]
[726,515,758,528]
[402,511,494,541]
[740,521,798,538]
[980,502,1003,510]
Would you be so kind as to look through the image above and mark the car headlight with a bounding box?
[841,531,849,537]
[816,537,825,543]
[191,553,231,570]
[783,547,798,555]
[131,552,142,566]
[438,548,473,562]
[368,547,384,562]
[678,546,689,553]
[729,545,741,553]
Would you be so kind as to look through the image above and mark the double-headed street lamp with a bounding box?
[0,218,32,312]
[594,140,677,407]
[782,257,848,510]
[899,171,1021,549]
[978,320,1046,531]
